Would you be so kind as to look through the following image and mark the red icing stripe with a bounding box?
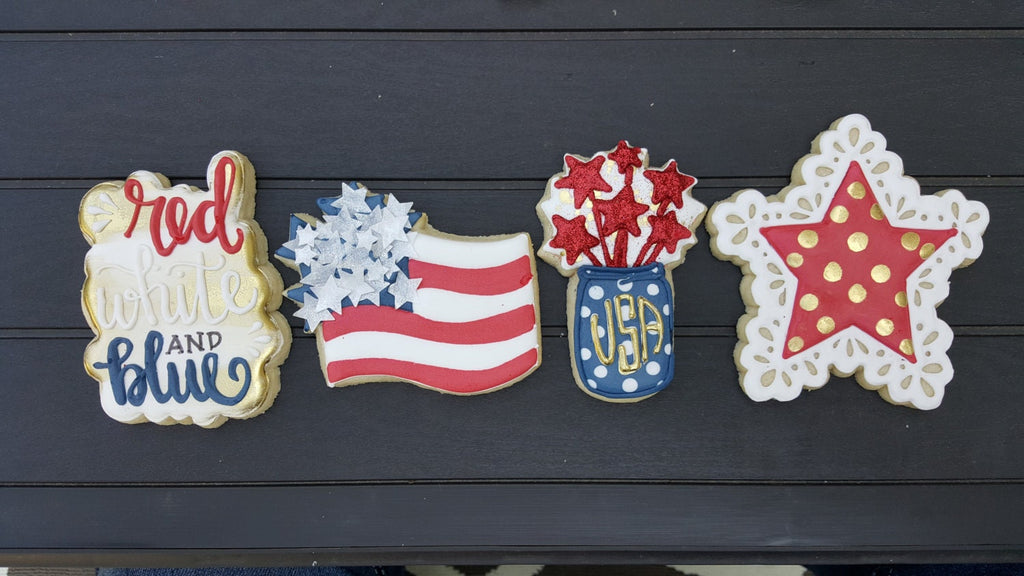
[408,255,533,296]
[326,349,540,394]
[320,304,537,345]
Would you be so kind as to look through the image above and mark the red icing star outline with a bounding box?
[762,162,955,362]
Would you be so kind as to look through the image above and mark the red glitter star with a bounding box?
[607,140,643,175]
[554,155,612,209]
[644,160,697,210]
[550,214,600,265]
[592,187,649,239]
[647,212,693,253]
[761,162,956,362]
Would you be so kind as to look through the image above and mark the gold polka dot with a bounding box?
[895,291,908,308]
[871,264,891,283]
[800,293,819,311]
[876,318,894,337]
[823,261,843,282]
[798,230,819,249]
[919,243,935,259]
[899,338,914,356]
[788,336,804,353]
[847,231,869,252]
[870,203,885,220]
[848,181,866,200]
[786,252,804,268]
[848,283,867,303]
[901,232,920,251]
[817,316,836,335]
[830,206,849,223]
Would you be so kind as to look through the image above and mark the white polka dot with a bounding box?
[664,343,672,355]
[647,283,660,296]
[580,348,592,361]
[588,286,604,300]
[663,304,670,316]
[594,365,608,378]
[622,378,638,393]
[620,340,634,357]
[587,379,598,389]
[617,279,633,292]
[597,326,606,338]
[580,306,591,318]
[645,362,661,376]
[620,305,631,318]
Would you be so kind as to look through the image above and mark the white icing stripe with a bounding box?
[412,231,531,269]
[323,330,539,371]
[412,283,537,323]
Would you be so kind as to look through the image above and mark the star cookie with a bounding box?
[707,114,988,409]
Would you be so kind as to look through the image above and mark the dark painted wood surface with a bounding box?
[6,1,1024,30]
[0,4,1022,565]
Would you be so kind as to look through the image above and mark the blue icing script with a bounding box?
[573,263,674,400]
[93,330,251,407]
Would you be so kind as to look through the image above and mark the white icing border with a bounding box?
[707,114,989,409]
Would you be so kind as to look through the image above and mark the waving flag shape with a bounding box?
[277,185,541,394]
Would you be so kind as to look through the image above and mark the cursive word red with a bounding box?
[123,156,244,256]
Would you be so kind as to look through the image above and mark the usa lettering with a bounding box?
[589,294,665,374]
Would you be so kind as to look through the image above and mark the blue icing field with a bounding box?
[573,263,674,400]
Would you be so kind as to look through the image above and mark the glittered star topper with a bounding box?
[708,114,988,409]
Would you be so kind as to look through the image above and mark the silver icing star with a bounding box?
[313,275,353,314]
[293,244,318,267]
[294,292,335,331]
[295,223,318,247]
[331,184,371,215]
[383,194,414,228]
[300,261,336,287]
[387,272,421,309]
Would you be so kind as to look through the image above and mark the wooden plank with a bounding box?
[0,36,1022,180]
[5,1,1024,31]
[1,184,1015,329]
[2,335,1021,484]
[2,483,1023,565]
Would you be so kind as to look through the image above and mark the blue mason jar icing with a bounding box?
[571,263,674,401]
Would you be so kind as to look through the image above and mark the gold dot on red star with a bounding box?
[550,214,600,265]
[554,155,612,209]
[761,161,956,362]
[607,140,643,174]
[644,160,697,209]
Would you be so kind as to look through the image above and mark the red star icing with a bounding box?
[644,160,697,209]
[550,214,600,265]
[761,162,956,362]
[647,212,693,253]
[554,155,612,209]
[607,140,643,175]
[592,186,649,239]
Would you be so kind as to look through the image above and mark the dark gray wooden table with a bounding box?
[2,2,1023,566]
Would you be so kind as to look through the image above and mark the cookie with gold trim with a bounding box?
[707,114,988,409]
[80,151,291,427]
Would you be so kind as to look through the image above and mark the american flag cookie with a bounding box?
[276,185,541,394]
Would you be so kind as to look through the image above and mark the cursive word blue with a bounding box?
[93,330,251,407]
